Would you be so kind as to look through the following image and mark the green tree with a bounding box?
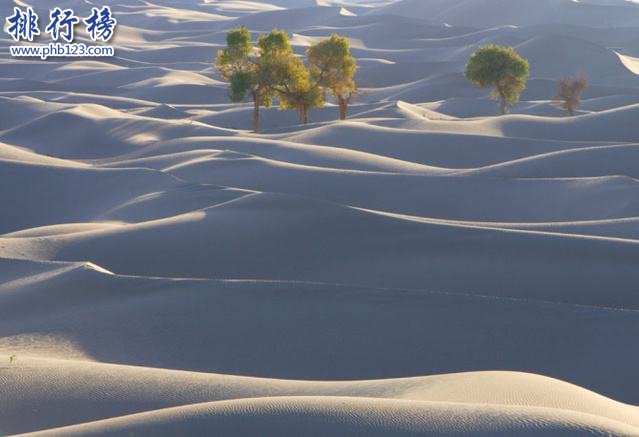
[254,29,293,109]
[216,27,259,131]
[554,74,588,116]
[217,28,326,128]
[279,73,325,124]
[216,27,280,132]
[465,45,530,115]
[307,34,357,120]
[277,55,325,124]
[260,29,324,124]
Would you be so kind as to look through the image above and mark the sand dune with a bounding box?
[0,158,181,233]
[21,399,639,436]
[1,263,639,434]
[8,369,639,437]
[5,191,639,308]
[377,0,639,28]
[464,143,639,178]
[2,0,638,435]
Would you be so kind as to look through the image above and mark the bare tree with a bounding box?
[554,74,588,116]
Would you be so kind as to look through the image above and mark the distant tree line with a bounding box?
[216,31,587,131]
[216,27,357,131]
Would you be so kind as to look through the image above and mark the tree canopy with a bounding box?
[216,26,255,103]
[465,45,529,115]
[258,30,325,124]
[307,34,357,120]
[216,29,358,128]
[216,28,324,128]
[215,26,266,131]
[277,55,325,124]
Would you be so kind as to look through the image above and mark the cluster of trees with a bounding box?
[465,44,588,116]
[215,27,357,131]
[217,31,588,128]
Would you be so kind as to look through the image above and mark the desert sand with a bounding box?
[1,0,639,435]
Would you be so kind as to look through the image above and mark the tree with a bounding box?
[254,29,293,107]
[278,56,325,124]
[259,29,324,124]
[216,27,259,131]
[216,27,280,132]
[217,28,326,128]
[554,74,588,116]
[465,45,530,115]
[307,34,357,120]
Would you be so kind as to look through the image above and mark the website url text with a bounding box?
[10,43,115,60]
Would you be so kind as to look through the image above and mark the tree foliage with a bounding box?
[254,28,293,108]
[307,34,357,120]
[465,45,530,115]
[215,26,265,131]
[277,54,325,124]
[216,29,360,128]
[215,26,254,102]
[256,29,325,124]
[554,74,588,116]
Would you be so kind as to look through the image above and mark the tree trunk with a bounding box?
[496,85,507,115]
[338,97,348,120]
[251,90,260,132]
[499,98,507,115]
[300,105,308,124]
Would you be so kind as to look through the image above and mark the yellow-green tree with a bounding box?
[216,27,266,132]
[465,45,529,115]
[277,55,325,124]
[217,28,326,128]
[308,34,357,120]
[260,29,324,124]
